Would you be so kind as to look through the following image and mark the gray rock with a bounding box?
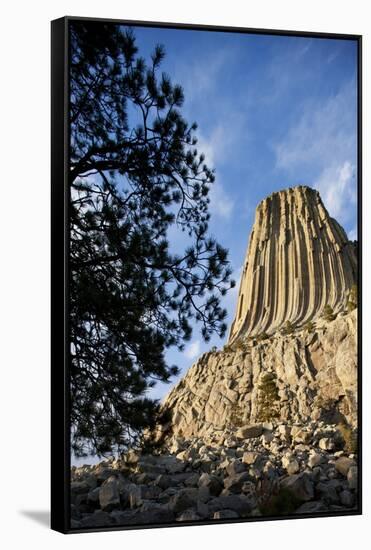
[213,509,239,519]
[223,471,251,493]
[99,476,120,512]
[280,473,314,502]
[295,501,327,514]
[198,473,223,496]
[86,486,100,505]
[208,495,254,517]
[71,481,92,503]
[335,457,356,477]
[169,488,200,513]
[225,460,247,476]
[176,509,202,522]
[315,482,339,504]
[340,489,354,507]
[236,425,263,439]
[347,466,358,490]
[282,455,300,475]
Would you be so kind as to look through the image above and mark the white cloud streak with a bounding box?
[184,339,201,360]
[274,79,357,226]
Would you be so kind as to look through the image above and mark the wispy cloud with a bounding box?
[184,339,201,360]
[196,126,235,219]
[274,79,357,226]
[348,226,358,241]
[315,160,356,223]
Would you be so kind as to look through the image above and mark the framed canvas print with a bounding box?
[51,16,362,533]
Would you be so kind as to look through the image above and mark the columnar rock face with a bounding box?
[158,185,358,440]
[229,186,357,343]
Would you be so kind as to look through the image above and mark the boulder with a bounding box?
[242,452,259,465]
[308,452,323,469]
[225,460,247,476]
[198,473,223,496]
[282,455,300,475]
[236,425,263,439]
[319,438,336,451]
[280,473,314,502]
[347,466,358,490]
[223,471,251,493]
[208,495,254,517]
[295,501,327,514]
[169,488,200,513]
[291,427,312,444]
[99,476,120,512]
[335,457,356,477]
[339,490,354,507]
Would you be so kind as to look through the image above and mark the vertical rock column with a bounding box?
[229,186,357,343]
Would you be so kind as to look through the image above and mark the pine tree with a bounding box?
[256,372,280,422]
[69,21,235,456]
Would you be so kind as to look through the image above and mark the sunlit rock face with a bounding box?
[158,186,358,441]
[229,186,357,342]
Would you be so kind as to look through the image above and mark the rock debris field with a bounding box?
[71,421,358,529]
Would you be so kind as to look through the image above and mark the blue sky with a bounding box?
[126,27,359,401]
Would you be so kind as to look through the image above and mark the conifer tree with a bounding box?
[69,21,234,456]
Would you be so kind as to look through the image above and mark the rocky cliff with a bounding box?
[159,186,358,440]
[229,186,356,342]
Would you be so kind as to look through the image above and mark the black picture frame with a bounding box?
[51,16,362,534]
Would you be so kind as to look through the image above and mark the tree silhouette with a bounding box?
[69,21,235,456]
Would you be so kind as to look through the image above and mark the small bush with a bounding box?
[323,305,336,322]
[256,332,269,342]
[304,320,315,333]
[281,321,294,335]
[337,422,357,453]
[229,401,245,428]
[256,372,280,422]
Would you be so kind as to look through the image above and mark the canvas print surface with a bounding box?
[69,20,360,529]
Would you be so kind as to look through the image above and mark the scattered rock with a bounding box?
[280,473,314,502]
[335,457,356,477]
[99,476,120,512]
[236,425,263,439]
[347,466,358,490]
[213,509,239,519]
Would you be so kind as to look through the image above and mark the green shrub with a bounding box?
[323,305,336,321]
[256,332,269,342]
[256,372,280,422]
[304,320,315,333]
[337,422,357,453]
[281,321,294,335]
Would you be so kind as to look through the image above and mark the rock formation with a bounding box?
[229,186,357,342]
[70,185,359,528]
[159,186,358,440]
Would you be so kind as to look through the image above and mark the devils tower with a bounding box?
[72,186,359,526]
[229,186,357,342]
[158,185,358,440]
